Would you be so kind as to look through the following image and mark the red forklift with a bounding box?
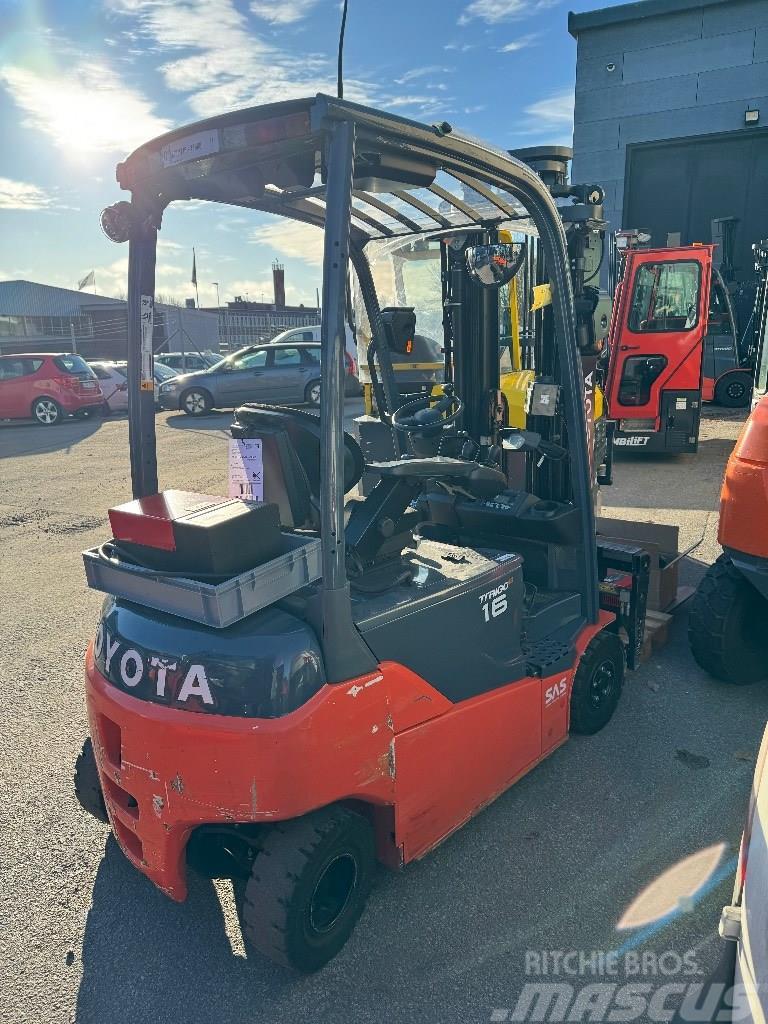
[606,237,753,454]
[74,94,651,971]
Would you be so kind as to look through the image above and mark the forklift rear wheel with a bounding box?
[74,737,109,824]
[714,373,751,408]
[688,555,768,684]
[240,805,374,971]
[181,388,212,416]
[304,380,321,407]
[570,631,625,735]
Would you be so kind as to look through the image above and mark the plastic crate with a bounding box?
[83,533,322,629]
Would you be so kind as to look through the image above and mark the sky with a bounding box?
[0,0,628,308]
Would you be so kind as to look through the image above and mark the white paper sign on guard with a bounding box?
[228,438,264,501]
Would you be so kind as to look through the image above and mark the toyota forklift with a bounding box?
[688,240,768,684]
[74,94,651,971]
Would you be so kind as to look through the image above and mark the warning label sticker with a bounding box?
[228,439,264,501]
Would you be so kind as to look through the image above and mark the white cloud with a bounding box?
[0,60,170,154]
[107,0,440,123]
[458,0,558,26]
[394,66,451,86]
[250,0,319,24]
[0,177,57,211]
[250,218,325,267]
[513,89,574,143]
[524,89,574,126]
[107,0,372,119]
[157,238,184,253]
[499,33,539,52]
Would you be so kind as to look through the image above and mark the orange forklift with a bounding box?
[73,94,653,971]
[688,240,768,684]
[606,237,752,454]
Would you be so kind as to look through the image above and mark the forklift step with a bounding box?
[522,638,574,677]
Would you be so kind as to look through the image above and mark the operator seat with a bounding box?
[369,456,507,498]
[232,405,365,529]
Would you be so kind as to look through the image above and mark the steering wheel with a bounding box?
[391,383,464,434]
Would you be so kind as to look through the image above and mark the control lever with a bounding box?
[500,428,568,466]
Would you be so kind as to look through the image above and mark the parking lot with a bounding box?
[2,403,767,1024]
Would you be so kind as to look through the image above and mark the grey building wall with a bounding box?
[0,280,220,358]
[570,0,768,241]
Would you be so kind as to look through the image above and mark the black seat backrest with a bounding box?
[232,406,365,527]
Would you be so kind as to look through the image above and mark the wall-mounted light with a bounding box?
[606,62,616,72]
[745,109,760,125]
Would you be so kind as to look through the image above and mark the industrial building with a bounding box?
[202,263,320,352]
[0,280,219,361]
[570,0,768,298]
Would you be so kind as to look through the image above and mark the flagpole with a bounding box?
[192,247,200,308]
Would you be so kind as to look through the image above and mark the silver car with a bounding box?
[88,361,128,414]
[158,343,324,415]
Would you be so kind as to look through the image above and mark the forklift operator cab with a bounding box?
[77,94,649,973]
[607,245,714,453]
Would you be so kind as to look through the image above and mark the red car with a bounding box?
[0,353,103,425]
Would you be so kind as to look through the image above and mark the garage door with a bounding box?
[625,130,768,285]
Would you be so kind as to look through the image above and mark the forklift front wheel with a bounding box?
[715,372,752,408]
[74,737,109,824]
[570,631,625,735]
[240,805,375,972]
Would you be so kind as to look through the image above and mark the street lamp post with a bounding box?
[212,281,223,352]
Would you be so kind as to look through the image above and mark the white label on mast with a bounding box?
[139,294,154,391]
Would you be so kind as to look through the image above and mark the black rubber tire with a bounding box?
[688,554,768,684]
[74,737,109,823]
[31,396,63,426]
[570,630,625,735]
[99,402,111,417]
[304,379,321,407]
[240,806,374,971]
[714,372,752,408]
[181,388,213,416]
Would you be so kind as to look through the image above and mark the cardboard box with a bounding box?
[596,516,680,612]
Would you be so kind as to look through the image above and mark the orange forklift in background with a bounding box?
[606,237,752,454]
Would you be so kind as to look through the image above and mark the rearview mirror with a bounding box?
[465,243,525,288]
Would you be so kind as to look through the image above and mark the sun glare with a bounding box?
[0,62,170,159]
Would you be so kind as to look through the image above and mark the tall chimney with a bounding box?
[272,260,285,308]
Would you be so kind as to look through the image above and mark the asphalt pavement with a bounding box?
[2,403,766,1024]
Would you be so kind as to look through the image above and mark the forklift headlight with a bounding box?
[100,201,135,244]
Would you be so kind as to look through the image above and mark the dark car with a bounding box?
[0,353,103,425]
[158,342,344,415]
